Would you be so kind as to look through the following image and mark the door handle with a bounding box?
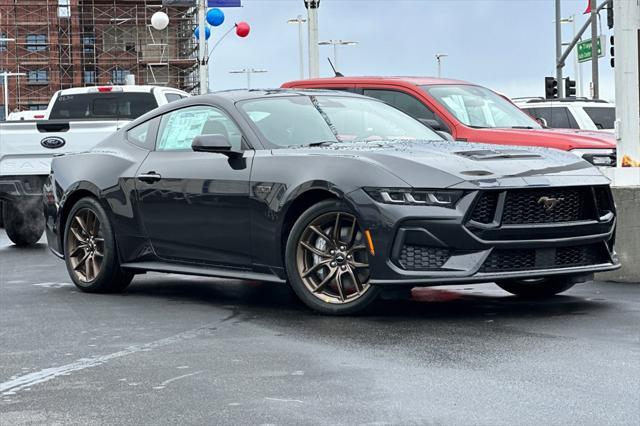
[137,172,162,183]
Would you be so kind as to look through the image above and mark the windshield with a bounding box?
[584,106,615,130]
[422,85,541,129]
[240,95,442,147]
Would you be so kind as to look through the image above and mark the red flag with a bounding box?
[584,1,591,14]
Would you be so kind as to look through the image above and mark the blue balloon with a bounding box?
[206,8,225,27]
[193,25,211,40]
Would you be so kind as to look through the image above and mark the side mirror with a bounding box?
[436,130,454,141]
[192,134,242,157]
[536,117,548,128]
[419,118,443,131]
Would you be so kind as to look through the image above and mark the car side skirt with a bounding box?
[120,261,287,284]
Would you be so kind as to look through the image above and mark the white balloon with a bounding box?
[151,11,169,31]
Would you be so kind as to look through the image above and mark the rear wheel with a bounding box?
[496,277,577,298]
[64,197,132,293]
[3,198,45,246]
[285,199,380,315]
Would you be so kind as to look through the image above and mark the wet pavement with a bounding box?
[1,230,639,425]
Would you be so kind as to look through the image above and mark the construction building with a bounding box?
[0,0,199,118]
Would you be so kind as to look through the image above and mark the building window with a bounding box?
[84,69,96,84]
[111,69,129,85]
[58,0,70,18]
[28,70,49,85]
[82,29,95,55]
[0,33,7,52]
[26,34,47,52]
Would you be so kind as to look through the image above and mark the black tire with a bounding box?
[2,198,45,246]
[0,201,4,228]
[496,277,577,298]
[285,199,381,315]
[63,197,133,293]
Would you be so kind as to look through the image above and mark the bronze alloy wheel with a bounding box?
[296,212,371,304]
[66,208,105,283]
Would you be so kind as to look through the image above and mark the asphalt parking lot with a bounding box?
[1,229,639,426]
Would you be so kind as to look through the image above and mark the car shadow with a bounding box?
[120,274,610,323]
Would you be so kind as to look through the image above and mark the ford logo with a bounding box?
[41,136,66,149]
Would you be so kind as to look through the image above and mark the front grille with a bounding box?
[480,249,535,272]
[470,192,499,224]
[502,187,594,224]
[593,186,613,216]
[397,245,451,271]
[480,244,609,273]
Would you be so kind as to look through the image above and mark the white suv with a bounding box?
[513,98,615,133]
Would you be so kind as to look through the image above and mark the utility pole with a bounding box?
[287,16,307,80]
[555,0,564,98]
[590,0,599,99]
[304,0,320,78]
[198,0,208,94]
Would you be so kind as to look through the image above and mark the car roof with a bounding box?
[513,97,612,105]
[56,85,188,96]
[209,88,371,102]
[283,76,474,86]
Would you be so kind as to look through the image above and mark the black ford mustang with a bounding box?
[44,90,620,314]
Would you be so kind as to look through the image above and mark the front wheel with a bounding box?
[496,277,577,298]
[3,198,45,246]
[64,197,133,293]
[285,199,380,315]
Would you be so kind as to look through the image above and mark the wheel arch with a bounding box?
[278,182,359,268]
[57,183,103,255]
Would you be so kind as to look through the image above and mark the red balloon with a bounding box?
[236,22,250,38]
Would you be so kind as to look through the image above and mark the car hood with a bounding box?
[275,140,604,188]
[469,127,616,150]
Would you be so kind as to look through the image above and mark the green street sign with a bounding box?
[577,37,605,63]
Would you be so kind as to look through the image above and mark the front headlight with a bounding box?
[364,188,465,208]
[570,149,616,167]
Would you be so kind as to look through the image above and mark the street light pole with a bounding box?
[304,0,320,78]
[435,53,448,78]
[198,0,208,95]
[1,72,26,121]
[561,15,581,97]
[229,68,267,89]
[555,0,564,98]
[318,40,358,71]
[590,0,599,99]
[287,16,307,80]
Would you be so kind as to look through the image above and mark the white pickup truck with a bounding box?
[0,85,190,245]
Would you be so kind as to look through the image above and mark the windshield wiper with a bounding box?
[305,141,338,147]
[510,126,535,129]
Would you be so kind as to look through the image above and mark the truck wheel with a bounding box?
[496,277,576,298]
[2,199,45,246]
[0,201,4,228]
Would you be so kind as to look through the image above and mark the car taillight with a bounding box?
[97,87,113,92]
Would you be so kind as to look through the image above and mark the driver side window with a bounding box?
[155,105,243,151]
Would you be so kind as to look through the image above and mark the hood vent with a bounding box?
[456,149,542,161]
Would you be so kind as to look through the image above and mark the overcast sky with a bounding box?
[205,0,616,100]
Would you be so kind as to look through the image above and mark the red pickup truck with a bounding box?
[282,76,616,167]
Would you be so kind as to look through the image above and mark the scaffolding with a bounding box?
[0,0,199,113]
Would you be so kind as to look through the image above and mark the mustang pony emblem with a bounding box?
[538,196,564,211]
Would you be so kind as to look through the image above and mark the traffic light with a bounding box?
[610,35,615,68]
[607,1,614,29]
[564,78,576,98]
[545,77,558,99]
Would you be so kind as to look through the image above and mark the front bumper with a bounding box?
[349,182,620,286]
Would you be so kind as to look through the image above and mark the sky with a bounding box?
[204,0,616,101]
